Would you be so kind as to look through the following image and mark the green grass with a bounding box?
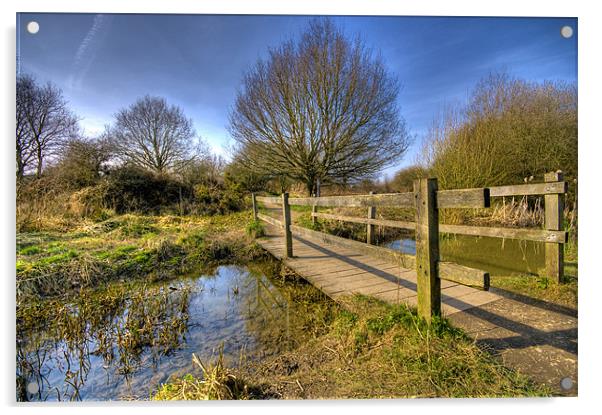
[154,295,549,400]
[16,211,264,301]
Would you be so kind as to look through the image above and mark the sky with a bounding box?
[16,13,577,178]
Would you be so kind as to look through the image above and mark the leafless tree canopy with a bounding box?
[16,74,79,179]
[108,96,198,174]
[229,19,410,195]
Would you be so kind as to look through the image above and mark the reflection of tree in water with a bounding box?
[16,284,192,401]
[241,262,337,357]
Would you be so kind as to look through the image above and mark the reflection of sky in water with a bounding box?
[386,235,545,276]
[18,264,312,401]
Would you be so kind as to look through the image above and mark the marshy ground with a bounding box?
[16,210,575,400]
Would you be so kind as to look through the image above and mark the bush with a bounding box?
[103,166,192,214]
[422,73,577,191]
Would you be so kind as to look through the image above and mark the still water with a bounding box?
[387,234,545,276]
[16,261,333,401]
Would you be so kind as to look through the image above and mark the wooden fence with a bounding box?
[252,172,568,322]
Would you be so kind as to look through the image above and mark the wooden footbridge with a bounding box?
[252,173,568,321]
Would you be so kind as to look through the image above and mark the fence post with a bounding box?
[413,178,441,322]
[367,191,376,244]
[311,179,320,227]
[282,192,293,258]
[251,192,258,221]
[544,171,565,283]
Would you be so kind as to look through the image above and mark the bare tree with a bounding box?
[16,74,79,179]
[229,19,411,195]
[108,96,198,174]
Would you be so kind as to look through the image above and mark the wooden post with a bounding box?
[282,192,293,258]
[367,191,376,244]
[251,192,258,221]
[311,179,320,227]
[544,171,564,283]
[413,178,441,322]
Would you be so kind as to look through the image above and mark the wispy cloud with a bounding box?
[67,14,110,91]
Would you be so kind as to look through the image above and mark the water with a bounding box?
[386,235,545,276]
[16,261,333,401]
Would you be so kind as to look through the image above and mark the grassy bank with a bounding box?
[153,295,548,399]
[16,211,264,301]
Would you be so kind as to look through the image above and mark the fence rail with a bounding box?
[252,171,568,323]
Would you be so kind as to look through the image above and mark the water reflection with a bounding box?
[16,261,334,401]
[387,235,545,276]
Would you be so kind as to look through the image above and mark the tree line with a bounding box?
[16,17,577,223]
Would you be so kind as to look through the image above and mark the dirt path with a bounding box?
[448,288,577,395]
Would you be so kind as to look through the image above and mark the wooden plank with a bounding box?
[312,213,566,243]
[439,223,567,243]
[414,178,441,321]
[289,224,487,288]
[257,213,283,228]
[256,196,281,204]
[312,212,415,230]
[282,193,293,258]
[544,172,565,283]
[289,192,414,208]
[489,181,568,197]
[438,262,490,290]
[290,224,417,269]
[437,188,490,209]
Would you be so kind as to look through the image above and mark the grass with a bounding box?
[489,238,578,308]
[153,347,251,400]
[16,211,265,301]
[153,295,549,400]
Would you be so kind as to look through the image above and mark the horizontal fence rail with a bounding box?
[289,225,489,290]
[251,172,568,322]
[489,181,568,197]
[310,212,568,243]
[288,188,490,209]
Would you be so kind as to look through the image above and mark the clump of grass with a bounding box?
[233,295,549,399]
[153,347,249,400]
[245,219,265,238]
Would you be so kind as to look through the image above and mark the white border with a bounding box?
[2,1,600,414]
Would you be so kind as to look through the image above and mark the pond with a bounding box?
[16,261,335,401]
[386,234,545,276]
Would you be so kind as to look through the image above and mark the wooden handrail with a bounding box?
[310,212,567,243]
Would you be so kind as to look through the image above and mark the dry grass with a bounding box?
[154,295,549,399]
[153,347,250,400]
[16,211,265,301]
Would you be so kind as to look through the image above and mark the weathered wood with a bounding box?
[414,178,441,321]
[256,196,281,205]
[312,212,566,243]
[257,212,283,228]
[290,188,489,209]
[289,224,417,269]
[257,226,499,315]
[439,224,567,243]
[489,181,568,197]
[251,193,258,221]
[282,193,293,258]
[544,172,565,283]
[289,192,414,208]
[367,191,376,244]
[439,262,490,290]
[289,223,487,285]
[437,188,490,209]
[312,212,415,230]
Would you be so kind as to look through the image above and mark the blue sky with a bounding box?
[16,13,577,178]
